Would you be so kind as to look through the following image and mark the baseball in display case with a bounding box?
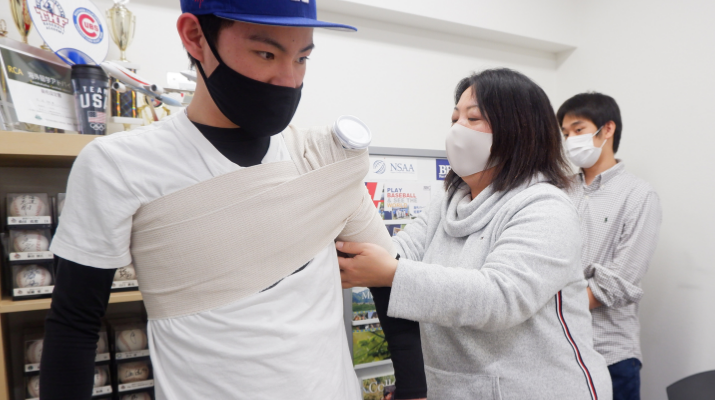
[110,321,149,360]
[23,332,44,373]
[8,229,53,264]
[9,262,54,300]
[116,360,154,394]
[5,194,53,229]
[96,329,110,363]
[25,374,40,400]
[22,329,107,372]
[112,264,139,291]
[56,193,67,220]
[93,325,113,397]
[109,319,155,394]
[92,365,113,397]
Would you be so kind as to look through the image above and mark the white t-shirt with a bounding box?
[51,112,361,399]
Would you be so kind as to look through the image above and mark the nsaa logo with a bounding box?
[373,160,386,175]
[73,8,103,44]
[389,162,415,174]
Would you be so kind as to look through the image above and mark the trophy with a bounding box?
[107,0,136,62]
[107,0,138,118]
[9,0,32,44]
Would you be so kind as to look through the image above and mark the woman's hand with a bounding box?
[336,241,398,289]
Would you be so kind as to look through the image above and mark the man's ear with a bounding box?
[602,120,617,140]
[177,13,205,63]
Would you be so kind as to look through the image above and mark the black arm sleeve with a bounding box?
[370,284,427,399]
[40,257,115,400]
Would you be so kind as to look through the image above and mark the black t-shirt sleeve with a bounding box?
[40,257,115,400]
[370,284,427,399]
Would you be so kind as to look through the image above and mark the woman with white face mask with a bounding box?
[337,69,613,400]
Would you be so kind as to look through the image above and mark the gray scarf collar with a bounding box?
[441,174,548,238]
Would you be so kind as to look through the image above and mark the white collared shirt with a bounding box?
[567,161,662,365]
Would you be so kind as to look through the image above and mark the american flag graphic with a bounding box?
[87,111,106,123]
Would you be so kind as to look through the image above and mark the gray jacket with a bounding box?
[389,180,612,400]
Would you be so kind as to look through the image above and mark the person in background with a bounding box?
[558,92,662,400]
[338,69,612,400]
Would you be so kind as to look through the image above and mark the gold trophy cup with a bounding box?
[107,0,136,62]
[9,0,32,44]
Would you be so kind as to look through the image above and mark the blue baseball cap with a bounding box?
[181,0,357,32]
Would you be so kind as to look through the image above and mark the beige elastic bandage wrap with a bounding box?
[130,125,396,320]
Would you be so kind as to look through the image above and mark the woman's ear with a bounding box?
[177,13,205,64]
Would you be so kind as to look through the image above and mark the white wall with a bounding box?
[556,2,715,399]
[294,11,559,149]
[320,0,579,50]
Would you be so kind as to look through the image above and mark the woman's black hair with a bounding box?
[444,68,571,194]
[186,14,235,68]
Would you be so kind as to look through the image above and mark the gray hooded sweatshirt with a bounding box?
[389,179,612,400]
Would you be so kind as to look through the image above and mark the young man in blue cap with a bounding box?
[40,1,426,399]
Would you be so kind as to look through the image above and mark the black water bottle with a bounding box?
[71,64,109,135]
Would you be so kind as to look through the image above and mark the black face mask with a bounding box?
[195,38,302,138]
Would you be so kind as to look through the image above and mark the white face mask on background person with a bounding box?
[565,127,606,169]
[445,123,493,177]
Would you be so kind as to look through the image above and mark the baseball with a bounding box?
[96,335,108,354]
[116,329,148,352]
[118,361,150,383]
[57,198,66,217]
[114,265,137,281]
[121,393,152,400]
[94,366,108,387]
[13,231,49,253]
[9,195,47,217]
[26,339,43,364]
[15,265,53,288]
[27,375,40,398]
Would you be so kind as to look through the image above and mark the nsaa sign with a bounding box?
[389,162,415,174]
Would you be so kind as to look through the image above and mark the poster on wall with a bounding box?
[352,287,389,366]
[352,323,390,366]
[385,223,407,237]
[362,374,397,400]
[352,287,376,321]
[364,182,385,219]
[383,182,432,221]
[0,45,76,131]
[364,181,431,221]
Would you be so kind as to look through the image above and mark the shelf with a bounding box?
[354,359,393,371]
[352,318,381,326]
[0,131,98,168]
[0,290,142,314]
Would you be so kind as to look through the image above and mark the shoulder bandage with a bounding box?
[131,126,395,319]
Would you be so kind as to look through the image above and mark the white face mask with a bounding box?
[565,127,606,169]
[445,123,493,177]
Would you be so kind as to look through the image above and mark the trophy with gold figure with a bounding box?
[9,0,32,44]
[107,0,139,119]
